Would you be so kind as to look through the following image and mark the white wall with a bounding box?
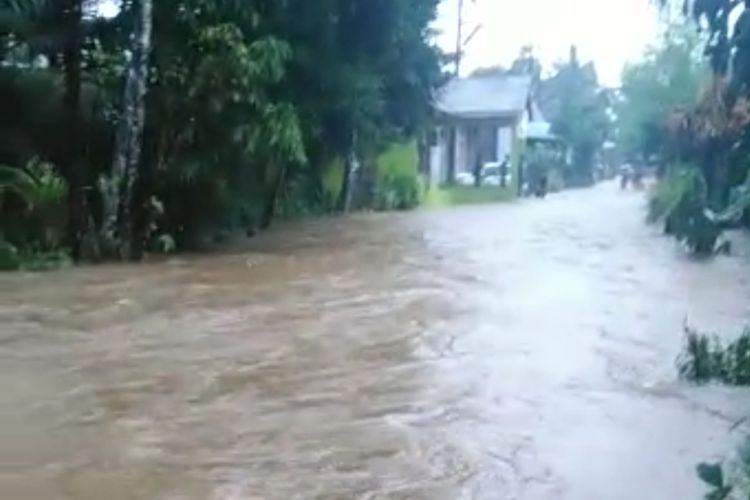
[456,126,469,173]
[496,126,513,163]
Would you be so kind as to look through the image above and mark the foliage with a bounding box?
[655,1,750,215]
[541,47,610,186]
[376,173,422,211]
[0,0,445,261]
[320,157,345,210]
[679,323,750,499]
[617,23,706,163]
[0,239,19,270]
[648,164,723,254]
[650,164,750,253]
[374,141,421,211]
[648,164,704,222]
[678,324,750,385]
[152,233,175,254]
[696,462,733,500]
[661,0,749,80]
[16,246,72,271]
[0,239,71,271]
[0,159,68,251]
[716,173,750,226]
[0,159,67,210]
[525,145,564,191]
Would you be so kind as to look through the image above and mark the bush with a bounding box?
[376,172,421,210]
[648,164,704,222]
[0,240,71,272]
[686,339,750,500]
[0,240,20,271]
[0,159,68,250]
[16,247,72,271]
[681,324,750,499]
[648,164,722,255]
[696,462,733,500]
[374,141,421,211]
[677,324,750,385]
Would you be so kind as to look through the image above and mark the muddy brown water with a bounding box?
[2,183,750,499]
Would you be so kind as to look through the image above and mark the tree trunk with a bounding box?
[336,132,357,212]
[100,0,152,260]
[260,163,284,230]
[337,154,353,212]
[61,0,83,258]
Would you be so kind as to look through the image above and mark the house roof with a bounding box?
[435,74,533,119]
[527,121,557,142]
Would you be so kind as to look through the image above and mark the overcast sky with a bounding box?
[98,0,666,87]
[433,0,669,87]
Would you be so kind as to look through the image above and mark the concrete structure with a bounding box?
[429,74,540,185]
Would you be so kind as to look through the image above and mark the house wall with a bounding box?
[496,126,513,163]
[430,116,522,184]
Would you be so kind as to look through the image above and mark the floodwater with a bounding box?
[2,183,750,500]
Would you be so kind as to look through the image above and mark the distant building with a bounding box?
[428,73,542,185]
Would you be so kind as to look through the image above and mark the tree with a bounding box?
[657,1,750,209]
[0,0,444,262]
[270,0,443,212]
[542,46,610,185]
[99,0,151,259]
[60,0,84,257]
[510,45,542,86]
[617,23,706,166]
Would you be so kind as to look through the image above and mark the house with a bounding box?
[428,73,540,185]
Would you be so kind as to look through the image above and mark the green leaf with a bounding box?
[706,486,732,500]
[697,462,725,489]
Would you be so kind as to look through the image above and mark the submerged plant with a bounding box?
[677,324,750,385]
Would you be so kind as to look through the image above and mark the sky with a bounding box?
[97,0,666,87]
[98,0,119,18]
[433,0,670,87]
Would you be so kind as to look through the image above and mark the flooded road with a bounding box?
[2,182,750,499]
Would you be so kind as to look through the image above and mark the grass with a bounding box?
[679,323,750,500]
[320,141,517,210]
[677,324,750,385]
[423,185,516,207]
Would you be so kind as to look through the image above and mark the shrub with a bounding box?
[0,159,68,250]
[696,462,733,500]
[677,324,750,385]
[0,240,20,271]
[0,241,71,272]
[376,172,421,210]
[16,247,72,271]
[648,165,701,223]
[374,141,421,211]
[682,325,750,499]
[648,164,722,255]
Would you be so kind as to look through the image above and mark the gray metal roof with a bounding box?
[435,74,532,119]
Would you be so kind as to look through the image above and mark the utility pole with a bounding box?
[455,0,464,76]
[454,0,481,77]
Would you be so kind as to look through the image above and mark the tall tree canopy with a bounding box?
[0,0,444,262]
[541,47,611,185]
[617,23,706,164]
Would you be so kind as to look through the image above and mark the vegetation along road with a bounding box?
[2,182,750,499]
